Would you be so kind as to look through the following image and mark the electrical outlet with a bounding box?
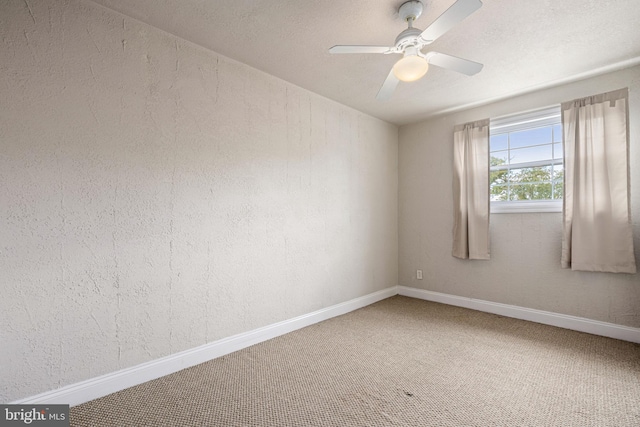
[416,269,423,280]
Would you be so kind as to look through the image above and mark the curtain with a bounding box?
[452,119,490,260]
[561,88,636,273]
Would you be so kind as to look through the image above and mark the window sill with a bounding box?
[491,200,562,214]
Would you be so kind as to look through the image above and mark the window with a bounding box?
[489,106,563,213]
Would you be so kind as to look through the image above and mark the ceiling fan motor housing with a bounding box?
[394,27,423,50]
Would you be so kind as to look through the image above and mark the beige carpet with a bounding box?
[71,296,640,426]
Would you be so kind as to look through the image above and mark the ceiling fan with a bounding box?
[329,0,484,100]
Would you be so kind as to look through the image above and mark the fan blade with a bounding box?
[419,0,482,43]
[329,45,391,54]
[427,52,483,75]
[376,69,400,101]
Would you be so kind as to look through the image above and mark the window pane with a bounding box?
[490,184,508,201]
[508,182,554,201]
[553,142,563,159]
[490,169,508,186]
[490,150,509,166]
[552,164,564,180]
[552,162,563,200]
[510,166,552,184]
[553,124,562,143]
[552,181,563,199]
[490,133,508,152]
[509,144,552,164]
[510,127,552,149]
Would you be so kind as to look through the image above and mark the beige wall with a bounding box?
[399,66,640,327]
[0,0,398,402]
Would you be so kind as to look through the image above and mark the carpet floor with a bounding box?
[70,296,640,426]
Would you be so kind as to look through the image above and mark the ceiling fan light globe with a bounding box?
[393,55,429,82]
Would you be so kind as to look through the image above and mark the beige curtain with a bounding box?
[452,119,490,260]
[561,88,636,273]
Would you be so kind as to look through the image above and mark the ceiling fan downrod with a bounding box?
[398,0,424,23]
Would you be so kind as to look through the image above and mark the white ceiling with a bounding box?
[90,0,640,126]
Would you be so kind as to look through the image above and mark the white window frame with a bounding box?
[489,105,563,214]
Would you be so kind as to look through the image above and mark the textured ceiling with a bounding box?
[89,0,640,125]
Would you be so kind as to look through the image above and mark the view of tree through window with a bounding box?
[489,107,563,202]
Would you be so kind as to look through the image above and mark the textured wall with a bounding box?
[399,66,640,327]
[0,0,398,402]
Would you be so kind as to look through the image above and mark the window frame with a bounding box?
[489,105,563,214]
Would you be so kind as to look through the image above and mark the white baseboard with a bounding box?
[398,286,640,344]
[13,284,639,406]
[12,286,398,407]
